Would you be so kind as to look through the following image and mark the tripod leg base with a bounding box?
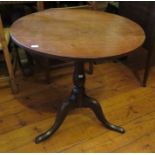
[35,62,125,144]
[84,96,125,134]
[35,101,72,144]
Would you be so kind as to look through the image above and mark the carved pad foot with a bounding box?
[83,96,125,133]
[35,100,73,144]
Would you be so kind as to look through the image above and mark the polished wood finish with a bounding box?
[10,8,145,142]
[0,60,155,152]
[34,4,92,83]
[0,17,18,93]
[10,8,145,60]
[35,62,124,144]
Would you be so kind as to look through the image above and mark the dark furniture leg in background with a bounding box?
[12,43,34,77]
[142,49,153,87]
[118,2,155,87]
[35,61,125,144]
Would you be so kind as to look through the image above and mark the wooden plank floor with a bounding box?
[0,56,155,152]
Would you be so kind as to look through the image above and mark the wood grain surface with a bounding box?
[0,52,155,152]
[10,8,145,60]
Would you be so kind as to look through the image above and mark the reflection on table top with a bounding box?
[10,8,145,60]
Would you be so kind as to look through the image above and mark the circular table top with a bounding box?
[10,8,145,60]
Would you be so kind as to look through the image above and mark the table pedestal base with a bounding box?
[35,62,125,144]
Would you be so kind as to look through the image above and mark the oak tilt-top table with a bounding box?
[10,8,145,144]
